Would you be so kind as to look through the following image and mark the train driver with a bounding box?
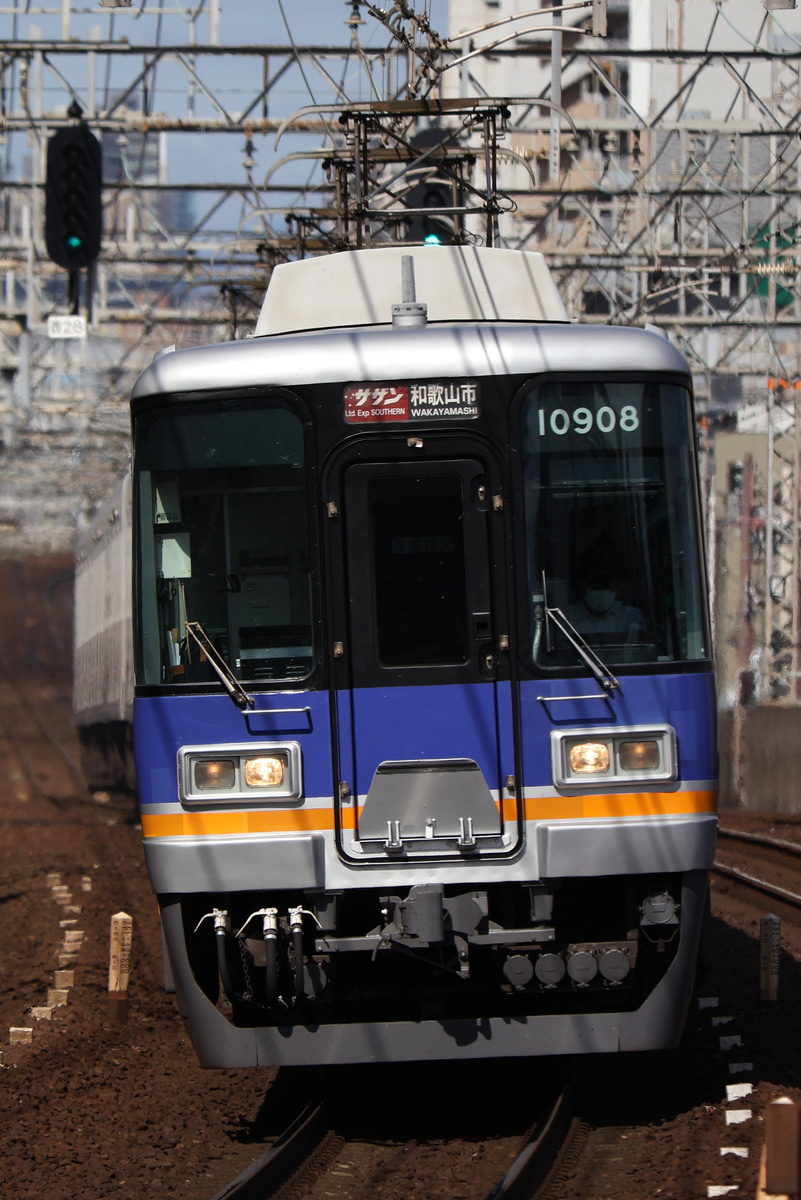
[567,549,649,641]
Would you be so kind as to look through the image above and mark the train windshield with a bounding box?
[134,397,311,687]
[522,379,709,669]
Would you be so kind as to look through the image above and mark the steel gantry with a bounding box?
[3,3,801,387]
[2,0,801,711]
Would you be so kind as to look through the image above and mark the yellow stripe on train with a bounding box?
[139,789,717,839]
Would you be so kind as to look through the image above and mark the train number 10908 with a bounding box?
[537,405,640,436]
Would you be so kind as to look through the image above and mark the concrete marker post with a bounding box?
[108,911,133,1021]
[760,914,781,1003]
[764,1097,800,1197]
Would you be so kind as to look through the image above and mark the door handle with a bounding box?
[472,612,492,641]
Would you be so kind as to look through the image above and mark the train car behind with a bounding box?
[73,472,135,793]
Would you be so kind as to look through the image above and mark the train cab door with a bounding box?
[327,446,519,862]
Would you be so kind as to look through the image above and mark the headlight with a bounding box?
[244,755,285,789]
[178,742,302,805]
[619,740,661,772]
[194,759,236,790]
[568,742,610,775]
[552,726,676,789]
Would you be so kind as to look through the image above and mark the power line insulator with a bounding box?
[592,0,608,37]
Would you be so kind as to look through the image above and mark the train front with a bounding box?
[130,247,717,1066]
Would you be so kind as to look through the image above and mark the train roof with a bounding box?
[255,246,568,333]
[132,248,692,401]
[132,322,691,401]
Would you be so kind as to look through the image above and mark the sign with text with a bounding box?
[343,380,480,424]
[48,314,87,339]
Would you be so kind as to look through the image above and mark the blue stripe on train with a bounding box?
[133,669,716,810]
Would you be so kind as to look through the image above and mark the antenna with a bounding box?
[391,254,428,327]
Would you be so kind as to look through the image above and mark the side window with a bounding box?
[134,398,312,686]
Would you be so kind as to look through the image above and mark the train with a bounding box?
[120,243,718,1066]
[73,472,135,795]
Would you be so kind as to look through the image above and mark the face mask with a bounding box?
[584,588,615,614]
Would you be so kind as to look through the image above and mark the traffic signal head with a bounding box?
[406,180,455,245]
[45,125,102,271]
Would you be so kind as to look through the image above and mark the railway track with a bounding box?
[210,1042,739,1200]
[714,827,801,912]
[208,1098,338,1200]
[206,1068,579,1200]
[205,1049,715,1200]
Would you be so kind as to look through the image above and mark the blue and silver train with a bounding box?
[128,245,717,1066]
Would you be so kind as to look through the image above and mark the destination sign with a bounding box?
[343,381,480,424]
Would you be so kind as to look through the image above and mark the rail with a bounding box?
[714,827,801,910]
[207,1082,577,1200]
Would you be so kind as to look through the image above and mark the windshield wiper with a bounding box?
[535,575,619,694]
[544,607,619,693]
[185,620,254,710]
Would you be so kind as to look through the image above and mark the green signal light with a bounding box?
[424,232,442,245]
[65,235,85,249]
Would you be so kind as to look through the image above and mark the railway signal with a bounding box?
[406,179,454,245]
[44,120,102,272]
